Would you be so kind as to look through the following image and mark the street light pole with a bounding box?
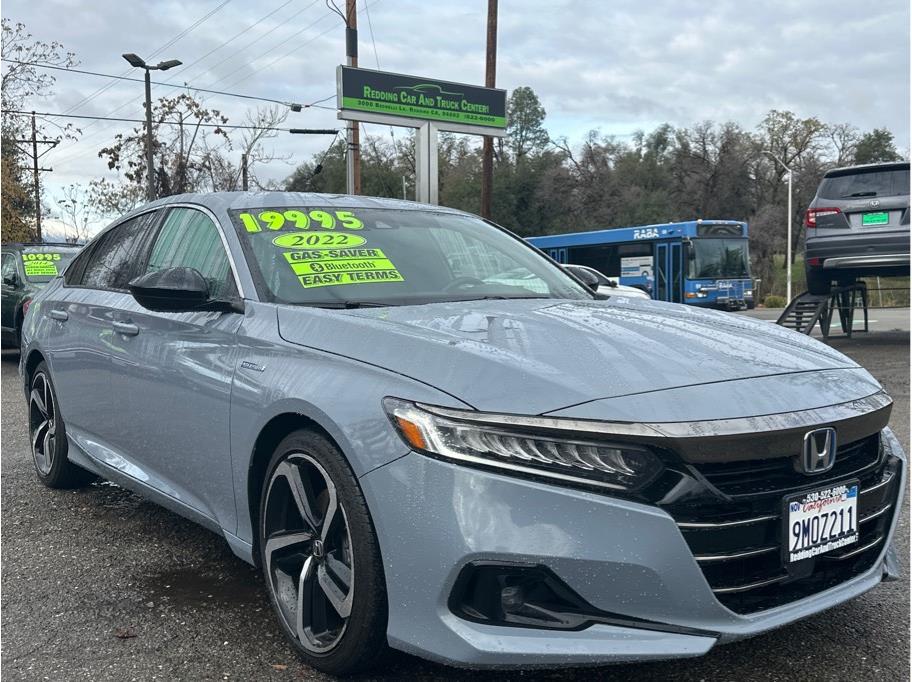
[763,151,793,303]
[143,68,154,201]
[122,53,183,203]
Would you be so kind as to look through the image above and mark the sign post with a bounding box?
[337,66,507,205]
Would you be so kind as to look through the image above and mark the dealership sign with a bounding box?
[337,66,507,130]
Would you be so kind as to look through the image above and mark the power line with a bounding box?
[215,0,381,93]
[2,59,333,111]
[180,0,321,86]
[2,109,338,134]
[62,0,233,115]
[50,0,298,158]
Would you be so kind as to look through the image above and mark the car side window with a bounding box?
[1,253,18,281]
[78,212,156,290]
[145,207,237,300]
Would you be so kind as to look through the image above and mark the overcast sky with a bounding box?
[3,0,910,234]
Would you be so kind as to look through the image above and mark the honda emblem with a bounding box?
[799,428,837,475]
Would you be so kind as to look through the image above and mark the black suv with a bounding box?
[1,242,81,347]
[804,162,910,294]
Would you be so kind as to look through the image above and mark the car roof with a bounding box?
[824,161,909,178]
[124,191,471,221]
[1,242,81,250]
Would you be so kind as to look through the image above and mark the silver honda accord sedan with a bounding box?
[20,192,905,675]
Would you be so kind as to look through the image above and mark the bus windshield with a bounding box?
[690,239,750,279]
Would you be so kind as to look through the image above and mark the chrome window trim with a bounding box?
[162,203,246,299]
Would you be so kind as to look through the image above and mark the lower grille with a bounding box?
[660,434,900,614]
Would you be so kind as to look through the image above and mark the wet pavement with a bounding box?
[1,329,908,681]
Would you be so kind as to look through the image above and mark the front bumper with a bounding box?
[359,430,905,668]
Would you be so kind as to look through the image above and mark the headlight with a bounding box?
[384,398,663,491]
[744,290,753,298]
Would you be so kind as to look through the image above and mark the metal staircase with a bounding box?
[776,282,869,338]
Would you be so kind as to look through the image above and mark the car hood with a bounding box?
[276,298,862,415]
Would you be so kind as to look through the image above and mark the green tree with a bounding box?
[505,86,549,161]
[854,128,902,164]
[1,19,79,238]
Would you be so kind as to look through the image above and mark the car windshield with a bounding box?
[819,168,910,199]
[690,238,750,279]
[231,207,591,306]
[19,247,79,283]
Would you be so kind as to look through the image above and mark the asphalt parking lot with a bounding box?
[1,316,909,681]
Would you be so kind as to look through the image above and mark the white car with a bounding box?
[563,264,651,300]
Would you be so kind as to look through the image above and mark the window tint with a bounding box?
[79,213,155,290]
[2,253,18,280]
[819,169,910,199]
[146,208,236,299]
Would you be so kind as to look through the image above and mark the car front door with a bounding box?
[109,205,243,528]
[1,252,21,336]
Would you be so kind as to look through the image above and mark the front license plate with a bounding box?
[862,211,889,226]
[784,480,859,563]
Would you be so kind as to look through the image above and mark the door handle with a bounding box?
[49,309,69,322]
[112,321,140,336]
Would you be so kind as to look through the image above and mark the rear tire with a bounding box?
[258,429,389,676]
[805,266,833,296]
[28,362,94,489]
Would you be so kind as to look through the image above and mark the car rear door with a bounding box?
[39,211,159,453]
[108,205,243,527]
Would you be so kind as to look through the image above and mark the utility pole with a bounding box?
[345,0,361,195]
[13,111,58,241]
[241,153,249,191]
[480,0,498,218]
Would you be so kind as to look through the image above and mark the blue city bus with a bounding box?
[528,219,753,309]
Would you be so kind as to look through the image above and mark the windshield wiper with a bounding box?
[309,301,398,309]
[842,191,877,198]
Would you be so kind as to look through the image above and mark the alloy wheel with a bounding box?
[263,453,354,654]
[29,371,57,476]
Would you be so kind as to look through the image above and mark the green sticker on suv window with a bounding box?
[22,260,59,277]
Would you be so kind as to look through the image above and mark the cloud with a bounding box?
[3,0,908,206]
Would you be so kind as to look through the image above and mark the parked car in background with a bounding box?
[563,263,651,299]
[1,242,81,347]
[804,162,910,294]
[20,193,905,675]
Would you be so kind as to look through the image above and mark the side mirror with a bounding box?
[564,265,600,293]
[685,240,696,262]
[129,267,241,313]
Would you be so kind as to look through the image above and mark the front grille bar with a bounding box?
[695,545,778,563]
[677,473,893,531]
[712,574,788,594]
[677,514,777,530]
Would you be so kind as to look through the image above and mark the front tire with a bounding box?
[28,362,93,488]
[259,430,389,675]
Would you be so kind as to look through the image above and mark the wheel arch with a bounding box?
[23,348,46,385]
[246,411,348,567]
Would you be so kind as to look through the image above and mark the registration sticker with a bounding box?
[784,480,858,563]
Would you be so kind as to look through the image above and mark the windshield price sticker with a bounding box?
[283,248,404,288]
[273,233,367,249]
[22,253,62,277]
[239,209,364,233]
